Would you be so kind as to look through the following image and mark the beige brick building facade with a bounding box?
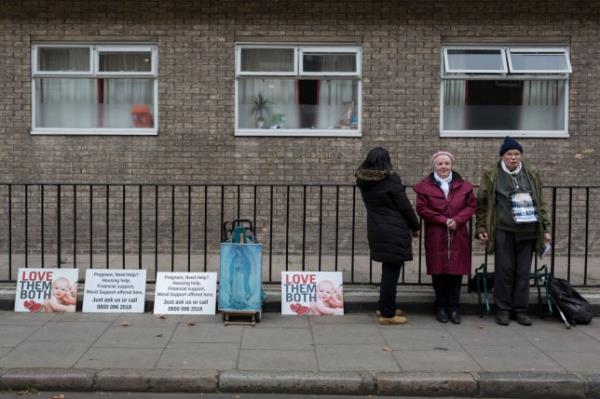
[0,1,599,284]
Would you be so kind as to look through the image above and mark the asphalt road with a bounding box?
[0,392,510,399]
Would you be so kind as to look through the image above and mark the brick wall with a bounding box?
[1,1,599,281]
[0,0,598,186]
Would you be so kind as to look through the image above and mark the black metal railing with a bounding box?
[1,183,598,286]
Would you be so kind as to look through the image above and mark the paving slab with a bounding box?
[519,328,600,353]
[75,347,163,369]
[316,344,400,372]
[478,371,585,398]
[463,345,564,372]
[0,367,95,391]
[545,351,600,372]
[238,349,318,371]
[0,313,54,325]
[50,313,119,322]
[0,325,38,346]
[0,341,91,368]
[156,343,238,369]
[170,323,244,343]
[309,313,374,324]
[93,325,174,348]
[219,370,375,395]
[392,350,481,372]
[380,328,462,351]
[255,313,310,327]
[312,324,384,345]
[447,324,532,346]
[242,327,313,350]
[26,321,111,342]
[376,371,477,397]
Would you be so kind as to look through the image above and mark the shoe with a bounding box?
[515,313,532,326]
[376,308,405,317]
[449,309,461,324]
[435,308,449,323]
[496,310,510,326]
[378,315,408,325]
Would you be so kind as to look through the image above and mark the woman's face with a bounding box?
[433,155,453,178]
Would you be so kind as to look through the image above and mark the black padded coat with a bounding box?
[356,168,420,264]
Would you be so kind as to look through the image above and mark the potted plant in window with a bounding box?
[251,93,270,128]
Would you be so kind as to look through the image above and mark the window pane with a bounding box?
[237,78,358,130]
[99,51,153,72]
[35,78,155,129]
[240,48,295,72]
[446,49,505,72]
[303,52,356,73]
[37,47,90,72]
[442,79,565,131]
[510,52,569,72]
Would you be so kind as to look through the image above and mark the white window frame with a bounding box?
[32,44,94,75]
[235,43,362,137]
[236,45,298,76]
[31,43,158,136]
[95,45,157,76]
[299,46,361,76]
[443,46,508,74]
[440,45,571,138]
[507,47,572,74]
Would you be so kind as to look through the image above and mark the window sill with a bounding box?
[235,129,361,138]
[31,129,158,136]
[440,130,569,138]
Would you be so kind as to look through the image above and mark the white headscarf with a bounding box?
[434,172,452,199]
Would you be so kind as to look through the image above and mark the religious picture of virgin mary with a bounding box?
[218,243,262,311]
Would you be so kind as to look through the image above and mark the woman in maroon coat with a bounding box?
[413,151,476,324]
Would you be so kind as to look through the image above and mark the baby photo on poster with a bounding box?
[281,271,344,316]
[15,268,79,313]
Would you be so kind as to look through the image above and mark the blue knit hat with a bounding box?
[499,136,523,156]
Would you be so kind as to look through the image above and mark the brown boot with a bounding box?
[376,308,405,317]
[378,315,408,325]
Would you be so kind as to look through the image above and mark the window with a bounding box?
[235,44,361,137]
[32,43,158,135]
[440,45,571,138]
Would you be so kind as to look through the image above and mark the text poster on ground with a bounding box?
[82,269,146,313]
[15,268,79,313]
[281,271,344,316]
[153,272,217,315]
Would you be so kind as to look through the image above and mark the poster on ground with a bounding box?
[82,269,146,313]
[15,268,79,313]
[153,272,217,315]
[281,271,344,316]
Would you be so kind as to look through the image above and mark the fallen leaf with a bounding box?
[382,346,393,352]
[575,154,584,159]
[120,321,129,327]
[186,321,196,326]
[583,148,595,154]
[157,315,167,319]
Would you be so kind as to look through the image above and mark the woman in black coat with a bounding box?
[356,147,420,325]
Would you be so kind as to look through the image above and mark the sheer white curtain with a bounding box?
[443,80,466,130]
[316,79,357,129]
[520,80,564,130]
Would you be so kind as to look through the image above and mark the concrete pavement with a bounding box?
[0,301,599,397]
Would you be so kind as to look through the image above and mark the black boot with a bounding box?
[435,308,449,323]
[449,309,461,324]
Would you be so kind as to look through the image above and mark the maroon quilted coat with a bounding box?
[413,172,476,275]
